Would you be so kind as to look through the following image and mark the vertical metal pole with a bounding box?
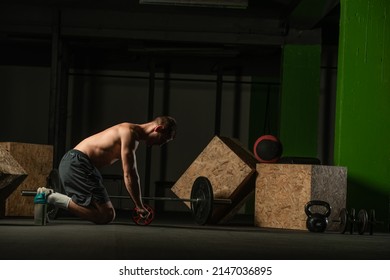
[144,59,155,197]
[57,44,69,164]
[160,64,170,182]
[233,67,242,139]
[215,66,223,135]
[155,64,171,213]
[48,10,59,148]
[48,10,68,168]
[263,84,271,135]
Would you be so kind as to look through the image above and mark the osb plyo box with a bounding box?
[0,146,28,217]
[171,136,257,224]
[0,142,53,217]
[254,164,347,231]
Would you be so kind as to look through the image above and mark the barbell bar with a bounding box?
[21,176,231,225]
[109,195,231,204]
[21,191,230,204]
[20,188,231,205]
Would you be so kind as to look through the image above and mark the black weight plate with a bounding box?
[357,209,368,235]
[339,208,348,234]
[190,176,213,225]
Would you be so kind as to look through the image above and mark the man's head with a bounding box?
[148,116,177,146]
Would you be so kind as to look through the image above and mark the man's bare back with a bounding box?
[74,123,138,169]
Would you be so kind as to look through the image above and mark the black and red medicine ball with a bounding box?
[253,135,283,163]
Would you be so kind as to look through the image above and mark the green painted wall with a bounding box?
[279,45,321,157]
[335,0,390,222]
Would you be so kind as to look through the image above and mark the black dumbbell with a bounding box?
[367,209,386,235]
[334,208,368,235]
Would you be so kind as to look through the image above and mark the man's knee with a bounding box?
[94,207,116,225]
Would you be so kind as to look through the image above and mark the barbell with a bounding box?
[21,175,231,226]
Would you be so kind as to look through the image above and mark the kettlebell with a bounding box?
[304,200,331,233]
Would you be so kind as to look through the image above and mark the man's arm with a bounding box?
[120,128,145,210]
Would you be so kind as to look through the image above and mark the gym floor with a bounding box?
[1,211,389,260]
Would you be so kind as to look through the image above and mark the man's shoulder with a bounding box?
[117,122,134,128]
[116,122,138,137]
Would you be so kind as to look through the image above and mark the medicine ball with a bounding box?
[253,135,283,163]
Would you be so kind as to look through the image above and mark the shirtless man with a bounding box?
[38,116,177,224]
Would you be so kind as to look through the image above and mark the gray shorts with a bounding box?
[58,149,110,207]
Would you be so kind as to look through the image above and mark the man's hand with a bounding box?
[136,206,151,219]
[132,204,154,225]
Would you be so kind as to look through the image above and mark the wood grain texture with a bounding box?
[255,164,347,231]
[171,136,257,224]
[0,142,53,217]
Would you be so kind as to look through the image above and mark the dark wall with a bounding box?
[0,1,345,213]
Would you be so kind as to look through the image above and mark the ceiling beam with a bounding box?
[139,0,248,9]
[0,6,286,46]
[287,0,339,29]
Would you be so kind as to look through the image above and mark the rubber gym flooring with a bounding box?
[0,211,389,260]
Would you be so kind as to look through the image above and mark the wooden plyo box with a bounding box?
[0,147,28,217]
[0,142,53,217]
[255,164,347,231]
[171,136,257,224]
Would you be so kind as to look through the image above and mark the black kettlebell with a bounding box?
[304,200,331,233]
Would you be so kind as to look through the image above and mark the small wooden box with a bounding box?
[171,136,257,224]
[0,142,53,217]
[0,146,28,217]
[254,164,347,231]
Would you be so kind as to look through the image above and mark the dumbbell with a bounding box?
[334,208,368,235]
[367,209,387,235]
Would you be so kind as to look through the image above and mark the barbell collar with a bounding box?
[21,190,36,196]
